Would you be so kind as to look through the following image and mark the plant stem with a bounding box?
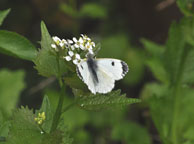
[50,56,65,132]
[50,84,66,132]
[171,45,190,144]
[61,101,76,114]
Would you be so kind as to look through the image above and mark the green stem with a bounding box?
[61,101,76,114]
[50,56,65,132]
[171,82,180,144]
[50,84,66,132]
[170,44,190,144]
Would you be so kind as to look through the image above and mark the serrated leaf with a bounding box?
[6,107,71,144]
[36,95,53,133]
[6,106,43,144]
[164,20,194,84]
[0,69,25,117]
[34,21,67,77]
[0,9,10,26]
[0,30,37,61]
[79,3,107,19]
[73,89,141,110]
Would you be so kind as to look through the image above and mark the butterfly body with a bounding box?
[76,56,128,94]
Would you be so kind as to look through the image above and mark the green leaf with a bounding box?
[141,38,165,57]
[111,121,151,144]
[34,21,67,77]
[0,30,37,61]
[123,48,145,85]
[6,107,71,144]
[0,69,25,117]
[142,39,169,83]
[64,74,88,91]
[79,3,107,19]
[60,3,78,18]
[0,9,10,26]
[0,111,10,138]
[164,20,194,84]
[99,34,129,59]
[73,89,141,110]
[142,17,194,144]
[177,0,194,17]
[36,95,53,133]
[181,18,194,46]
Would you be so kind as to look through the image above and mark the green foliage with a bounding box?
[73,89,141,111]
[60,2,107,19]
[79,3,107,19]
[0,111,10,138]
[177,0,194,16]
[111,121,151,144]
[0,9,10,26]
[60,3,77,18]
[142,17,194,144]
[0,69,25,117]
[36,95,53,133]
[0,30,37,61]
[34,21,67,77]
[123,48,145,85]
[5,106,72,144]
[142,39,168,83]
[99,34,128,58]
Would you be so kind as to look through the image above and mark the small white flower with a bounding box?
[85,42,92,50]
[52,36,61,44]
[73,37,84,48]
[74,43,79,48]
[67,39,73,44]
[68,51,74,57]
[71,45,75,50]
[81,34,90,41]
[73,59,79,65]
[64,56,71,61]
[91,42,95,47]
[51,44,57,49]
[62,39,68,44]
[72,37,77,43]
[75,54,81,59]
[59,42,64,48]
[80,44,85,50]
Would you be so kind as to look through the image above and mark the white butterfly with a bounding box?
[76,54,129,94]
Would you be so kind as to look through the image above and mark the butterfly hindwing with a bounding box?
[76,58,129,94]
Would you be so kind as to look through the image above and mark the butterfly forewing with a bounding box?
[96,58,128,80]
[76,60,96,94]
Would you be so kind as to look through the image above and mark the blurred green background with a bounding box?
[0,0,183,144]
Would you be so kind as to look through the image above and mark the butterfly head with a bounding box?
[86,52,95,59]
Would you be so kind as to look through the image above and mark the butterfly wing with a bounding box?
[96,58,129,80]
[94,66,115,94]
[76,60,96,94]
[76,58,128,94]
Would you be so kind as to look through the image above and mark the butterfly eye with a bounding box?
[111,61,115,66]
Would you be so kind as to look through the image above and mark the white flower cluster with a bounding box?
[51,34,95,65]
